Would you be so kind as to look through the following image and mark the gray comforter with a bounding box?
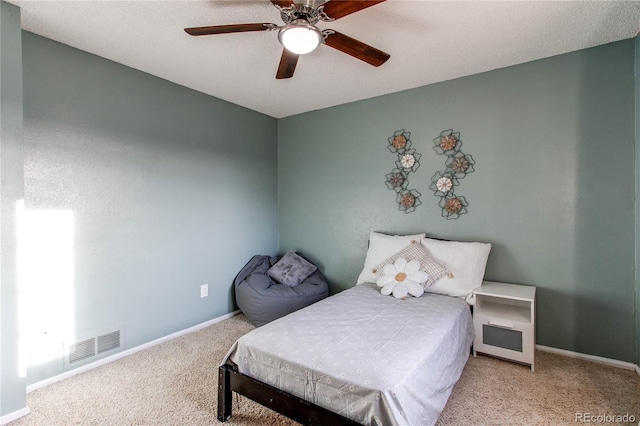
[224,283,473,426]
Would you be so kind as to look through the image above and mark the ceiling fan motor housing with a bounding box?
[278,2,333,26]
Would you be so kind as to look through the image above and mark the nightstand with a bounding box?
[473,281,536,371]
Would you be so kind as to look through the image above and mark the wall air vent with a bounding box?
[68,338,96,364]
[97,330,120,354]
[64,328,123,369]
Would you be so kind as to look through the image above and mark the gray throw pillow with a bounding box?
[267,251,317,287]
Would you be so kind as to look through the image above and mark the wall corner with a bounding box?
[0,0,27,419]
[635,34,640,367]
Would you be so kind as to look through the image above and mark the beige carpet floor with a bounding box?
[11,314,640,426]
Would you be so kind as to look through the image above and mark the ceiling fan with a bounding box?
[184,0,390,79]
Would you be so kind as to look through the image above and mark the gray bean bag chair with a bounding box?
[234,254,329,327]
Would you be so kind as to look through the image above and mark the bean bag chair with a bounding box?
[234,253,329,327]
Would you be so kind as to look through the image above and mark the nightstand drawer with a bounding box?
[474,313,534,365]
[483,323,522,352]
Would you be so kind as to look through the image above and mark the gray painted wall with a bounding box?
[278,40,636,362]
[22,32,278,384]
[0,1,27,417]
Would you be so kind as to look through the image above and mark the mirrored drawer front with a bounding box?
[483,324,522,352]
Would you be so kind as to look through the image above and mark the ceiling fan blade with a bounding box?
[270,0,296,8]
[323,30,389,67]
[184,23,274,36]
[320,0,386,20]
[276,48,299,79]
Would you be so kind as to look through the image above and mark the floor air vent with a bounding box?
[64,328,122,369]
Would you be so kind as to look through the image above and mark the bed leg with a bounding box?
[218,365,232,422]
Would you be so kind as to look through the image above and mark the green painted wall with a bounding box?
[0,1,27,417]
[636,35,640,367]
[21,32,278,384]
[2,9,638,415]
[278,40,636,362]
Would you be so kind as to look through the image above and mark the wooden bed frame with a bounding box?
[218,361,361,425]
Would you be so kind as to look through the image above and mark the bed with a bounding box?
[218,232,490,425]
[219,283,473,425]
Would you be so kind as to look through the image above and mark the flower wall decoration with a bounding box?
[430,129,475,219]
[433,129,462,156]
[396,149,421,173]
[386,129,422,213]
[428,171,459,197]
[397,189,422,214]
[446,152,475,178]
[385,168,408,191]
[439,195,468,220]
[436,177,453,193]
[388,129,411,154]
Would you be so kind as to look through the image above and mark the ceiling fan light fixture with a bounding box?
[278,20,322,55]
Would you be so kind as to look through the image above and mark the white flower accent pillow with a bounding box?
[373,243,449,289]
[376,258,429,299]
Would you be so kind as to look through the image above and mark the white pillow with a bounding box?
[356,231,425,284]
[420,237,491,299]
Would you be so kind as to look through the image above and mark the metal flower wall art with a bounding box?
[429,129,475,219]
[385,129,422,213]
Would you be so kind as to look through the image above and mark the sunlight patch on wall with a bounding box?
[17,201,75,371]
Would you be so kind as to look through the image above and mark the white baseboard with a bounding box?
[536,344,640,377]
[0,406,31,425]
[27,310,241,393]
[24,316,639,394]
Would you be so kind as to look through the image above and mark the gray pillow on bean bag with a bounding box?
[267,251,317,287]
[234,253,328,327]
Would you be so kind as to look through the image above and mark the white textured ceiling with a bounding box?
[10,0,640,118]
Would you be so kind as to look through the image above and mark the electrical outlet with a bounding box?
[200,284,208,298]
